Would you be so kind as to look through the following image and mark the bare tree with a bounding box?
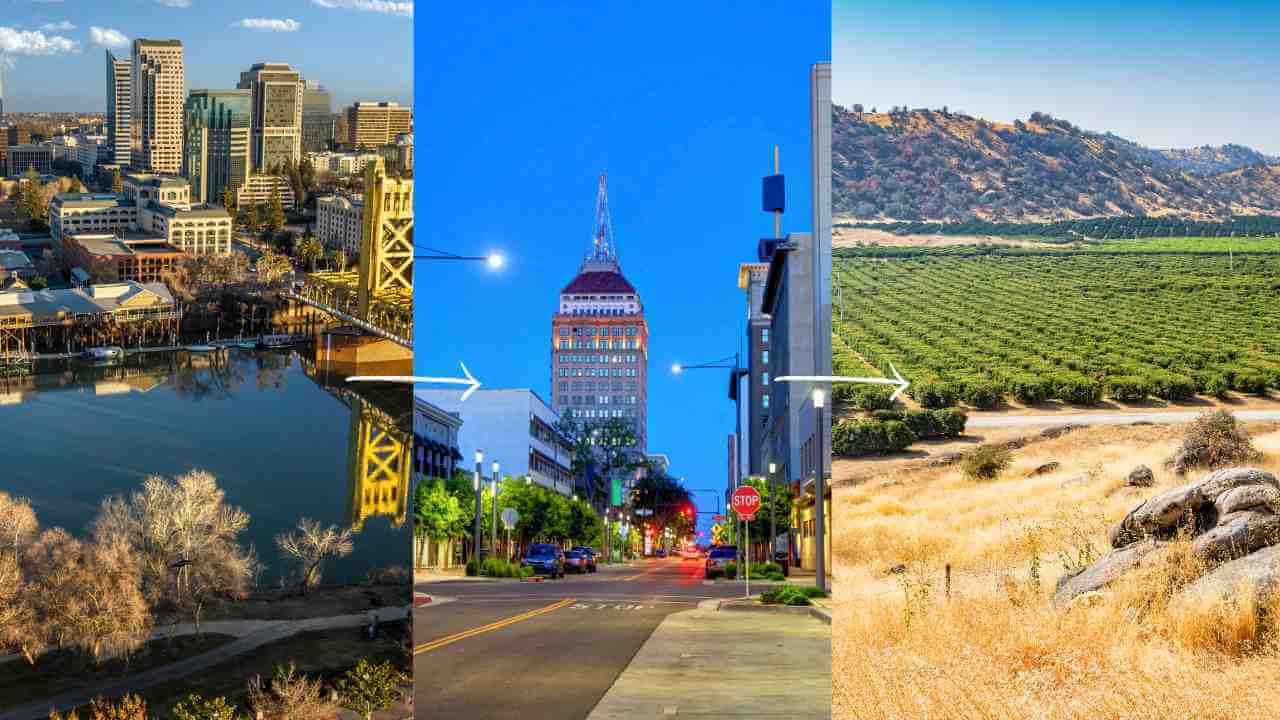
[25,530,151,664]
[247,662,340,720]
[92,470,254,623]
[0,553,40,664]
[276,518,354,594]
[0,491,38,558]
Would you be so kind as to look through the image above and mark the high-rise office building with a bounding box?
[130,39,184,173]
[105,50,131,168]
[550,174,648,452]
[0,62,5,126]
[344,102,412,149]
[0,126,32,177]
[237,63,302,172]
[301,80,334,152]
[183,89,251,205]
[738,262,771,476]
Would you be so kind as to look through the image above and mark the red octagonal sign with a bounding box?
[731,486,762,520]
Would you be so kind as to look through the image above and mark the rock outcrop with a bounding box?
[1054,467,1280,606]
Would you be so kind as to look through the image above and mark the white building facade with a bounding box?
[316,193,363,256]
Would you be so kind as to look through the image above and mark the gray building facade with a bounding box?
[105,50,132,168]
[301,80,334,152]
[183,89,251,205]
[237,63,302,172]
[738,262,771,477]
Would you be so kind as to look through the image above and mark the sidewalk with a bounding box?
[586,600,831,719]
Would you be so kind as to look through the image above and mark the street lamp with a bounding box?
[416,245,506,271]
[491,460,500,562]
[672,352,747,565]
[473,449,483,563]
[812,388,826,593]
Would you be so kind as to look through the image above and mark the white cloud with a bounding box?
[89,26,130,50]
[236,18,302,32]
[155,0,191,7]
[0,26,79,56]
[311,0,412,18]
[40,21,75,32]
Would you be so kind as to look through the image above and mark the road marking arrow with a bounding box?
[346,362,483,400]
[775,362,911,402]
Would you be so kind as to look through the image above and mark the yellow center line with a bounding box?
[414,598,575,655]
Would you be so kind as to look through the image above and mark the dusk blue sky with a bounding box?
[2,0,411,112]
[415,2,830,537]
[835,0,1280,154]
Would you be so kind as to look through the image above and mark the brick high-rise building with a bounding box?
[550,174,648,452]
[130,39,184,174]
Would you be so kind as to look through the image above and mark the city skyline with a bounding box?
[0,1,412,113]
[834,0,1280,155]
[415,2,829,539]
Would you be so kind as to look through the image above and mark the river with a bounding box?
[0,346,410,585]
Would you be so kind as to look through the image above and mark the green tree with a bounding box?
[267,184,286,235]
[244,203,261,235]
[337,659,403,720]
[19,167,49,231]
[297,232,323,271]
[171,694,242,720]
[740,475,793,548]
[413,478,463,567]
[220,186,234,213]
[27,276,47,291]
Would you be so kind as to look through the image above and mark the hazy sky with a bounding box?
[834,0,1280,154]
[1,0,411,113]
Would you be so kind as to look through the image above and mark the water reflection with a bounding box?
[0,347,411,583]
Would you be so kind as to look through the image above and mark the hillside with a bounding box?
[833,106,1280,222]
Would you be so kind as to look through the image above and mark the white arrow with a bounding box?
[346,362,483,401]
[774,362,911,402]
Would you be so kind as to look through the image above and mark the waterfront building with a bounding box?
[105,50,132,168]
[237,63,302,172]
[316,193,363,256]
[130,39,185,174]
[550,175,648,452]
[301,80,334,152]
[0,250,34,282]
[414,388,576,496]
[61,233,183,284]
[183,89,251,205]
[0,280,180,355]
[344,102,412,149]
[235,173,296,210]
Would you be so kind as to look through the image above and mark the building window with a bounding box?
[762,350,769,364]
[762,394,769,409]
[762,372,769,387]
[762,328,769,343]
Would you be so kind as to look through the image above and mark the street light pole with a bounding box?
[491,460,499,563]
[769,461,777,565]
[473,449,483,564]
[813,389,827,593]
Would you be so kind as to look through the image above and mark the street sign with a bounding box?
[731,486,762,520]
[500,507,518,529]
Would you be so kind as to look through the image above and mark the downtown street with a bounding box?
[415,556,831,719]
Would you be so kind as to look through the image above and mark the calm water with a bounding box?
[0,347,410,585]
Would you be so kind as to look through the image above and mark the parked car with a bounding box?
[682,547,701,560]
[563,550,590,574]
[521,543,564,578]
[655,549,667,558]
[704,545,738,579]
[570,546,598,572]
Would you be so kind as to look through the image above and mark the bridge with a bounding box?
[292,156,413,348]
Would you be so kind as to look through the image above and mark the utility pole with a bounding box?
[491,461,499,561]
[813,389,826,593]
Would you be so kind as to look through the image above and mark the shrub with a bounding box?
[1009,375,1050,404]
[837,384,897,411]
[337,659,404,720]
[172,695,240,720]
[871,409,904,421]
[1203,374,1230,399]
[1150,372,1197,402]
[723,561,737,579]
[465,559,479,577]
[912,380,959,409]
[1106,375,1150,402]
[882,420,918,452]
[478,559,525,577]
[1054,376,1102,405]
[761,585,812,605]
[902,409,941,439]
[1232,370,1269,396]
[748,562,783,577]
[963,382,1002,409]
[961,444,1012,481]
[1176,410,1262,470]
[933,408,968,438]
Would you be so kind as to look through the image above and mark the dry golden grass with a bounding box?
[834,422,1280,720]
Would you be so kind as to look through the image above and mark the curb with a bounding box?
[809,605,832,625]
[717,598,826,618]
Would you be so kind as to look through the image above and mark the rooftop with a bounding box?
[561,270,637,295]
[67,232,181,257]
[0,250,32,271]
[0,281,175,321]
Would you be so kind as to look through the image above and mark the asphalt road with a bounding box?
[966,409,1280,428]
[415,557,745,720]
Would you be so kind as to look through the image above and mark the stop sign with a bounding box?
[731,486,762,520]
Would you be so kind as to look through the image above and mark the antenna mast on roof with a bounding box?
[589,171,616,263]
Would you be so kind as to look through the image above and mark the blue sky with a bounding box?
[2,0,411,112]
[415,1,830,537]
[835,0,1280,154]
